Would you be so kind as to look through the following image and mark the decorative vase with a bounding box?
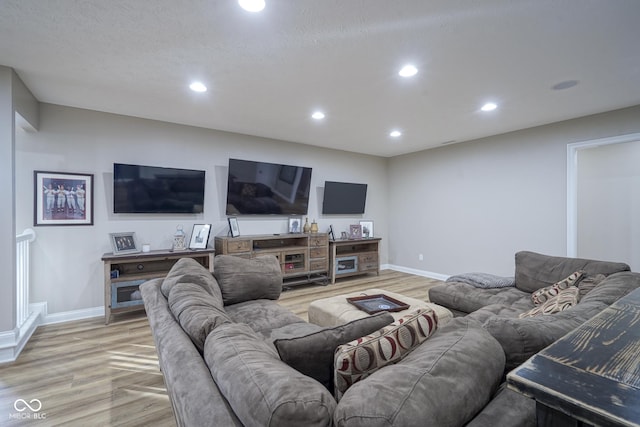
[172,225,186,251]
[303,217,311,233]
[310,220,319,233]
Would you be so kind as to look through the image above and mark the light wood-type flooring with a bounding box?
[0,270,442,426]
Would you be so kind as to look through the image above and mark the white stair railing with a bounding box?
[15,228,36,328]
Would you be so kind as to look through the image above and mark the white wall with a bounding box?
[577,139,640,270]
[15,104,388,316]
[388,106,640,277]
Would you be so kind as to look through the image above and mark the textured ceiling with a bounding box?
[2,0,640,157]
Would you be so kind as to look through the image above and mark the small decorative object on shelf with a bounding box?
[289,217,302,233]
[189,224,211,249]
[349,224,362,239]
[310,219,319,233]
[228,217,240,237]
[109,231,140,255]
[359,220,374,238]
[172,225,187,251]
[303,217,311,233]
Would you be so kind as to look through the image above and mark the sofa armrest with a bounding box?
[483,300,606,371]
[140,279,242,427]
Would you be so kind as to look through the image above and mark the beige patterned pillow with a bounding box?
[531,270,584,305]
[333,308,438,400]
[520,286,579,318]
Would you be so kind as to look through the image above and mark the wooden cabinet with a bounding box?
[329,238,381,284]
[102,248,214,324]
[215,233,329,286]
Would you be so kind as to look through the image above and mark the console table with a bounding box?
[102,248,214,324]
[507,288,640,427]
[329,238,381,284]
[214,233,329,287]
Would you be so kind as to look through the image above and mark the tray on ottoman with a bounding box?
[346,294,410,314]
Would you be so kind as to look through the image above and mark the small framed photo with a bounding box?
[34,170,94,226]
[288,217,302,233]
[359,220,374,238]
[228,217,240,237]
[189,224,211,249]
[109,232,140,255]
[349,224,362,239]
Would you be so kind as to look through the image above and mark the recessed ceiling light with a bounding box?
[189,82,207,93]
[238,0,265,12]
[398,65,418,78]
[312,111,325,120]
[480,102,497,112]
[390,130,402,138]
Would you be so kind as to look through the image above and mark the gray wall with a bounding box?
[577,139,640,270]
[15,104,388,315]
[387,105,640,277]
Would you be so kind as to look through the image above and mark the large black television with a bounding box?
[226,158,312,215]
[113,163,205,214]
[322,181,368,214]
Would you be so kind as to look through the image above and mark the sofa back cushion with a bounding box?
[514,251,629,293]
[334,317,504,427]
[214,255,282,305]
[274,312,394,393]
[579,271,640,305]
[204,322,336,427]
[168,282,230,352]
[161,257,221,300]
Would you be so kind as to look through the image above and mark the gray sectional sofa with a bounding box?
[141,254,536,427]
[429,251,640,370]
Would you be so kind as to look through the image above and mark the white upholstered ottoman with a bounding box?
[308,288,453,327]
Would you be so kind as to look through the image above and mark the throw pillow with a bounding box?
[213,254,282,305]
[274,311,394,393]
[531,270,584,305]
[519,286,579,318]
[334,308,438,400]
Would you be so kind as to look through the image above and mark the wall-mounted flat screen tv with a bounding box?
[113,163,205,214]
[322,181,368,214]
[226,158,312,215]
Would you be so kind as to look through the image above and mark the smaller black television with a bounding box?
[113,163,205,214]
[322,181,368,214]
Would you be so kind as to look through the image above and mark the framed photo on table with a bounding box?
[349,224,362,239]
[288,217,302,233]
[228,217,240,237]
[109,232,140,255]
[34,170,94,226]
[189,224,211,249]
[359,220,374,238]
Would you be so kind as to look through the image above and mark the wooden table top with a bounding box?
[507,288,640,427]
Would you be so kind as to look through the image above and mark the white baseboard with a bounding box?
[0,302,46,364]
[385,264,449,281]
[42,306,104,325]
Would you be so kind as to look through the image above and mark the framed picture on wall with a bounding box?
[34,170,94,226]
[359,220,374,238]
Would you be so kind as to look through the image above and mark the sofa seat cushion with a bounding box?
[465,383,535,427]
[274,312,394,393]
[161,257,222,300]
[514,251,630,293]
[580,271,640,305]
[429,282,529,314]
[204,322,336,427]
[466,303,529,324]
[214,254,282,305]
[483,300,607,371]
[225,299,307,336]
[333,317,504,427]
[167,281,231,352]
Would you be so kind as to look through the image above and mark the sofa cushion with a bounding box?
[520,286,579,318]
[531,271,584,305]
[161,257,221,300]
[514,251,629,293]
[445,272,515,289]
[224,299,308,336]
[579,271,640,305]
[204,322,336,427]
[483,299,607,371]
[429,282,529,314]
[577,273,606,300]
[274,312,394,393]
[334,309,438,400]
[333,317,505,427]
[214,254,282,305]
[167,282,231,352]
[465,383,535,427]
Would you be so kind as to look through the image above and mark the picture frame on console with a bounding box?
[359,220,374,238]
[288,217,302,233]
[109,232,140,255]
[228,217,240,237]
[349,224,362,239]
[34,170,94,226]
[189,224,211,249]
